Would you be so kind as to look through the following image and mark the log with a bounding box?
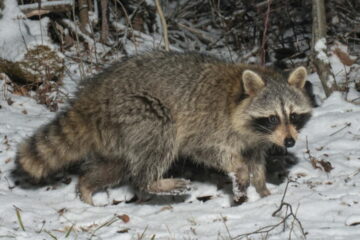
[19,0,73,18]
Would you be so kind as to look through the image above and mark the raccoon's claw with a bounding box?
[77,184,94,205]
[147,178,191,195]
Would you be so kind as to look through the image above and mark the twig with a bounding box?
[305,136,317,169]
[272,180,306,238]
[329,122,351,136]
[114,0,137,53]
[220,214,232,239]
[260,0,272,65]
[177,23,216,44]
[155,0,170,51]
[233,179,306,239]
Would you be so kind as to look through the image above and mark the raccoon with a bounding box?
[14,51,312,205]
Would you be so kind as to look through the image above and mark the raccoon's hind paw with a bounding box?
[147,178,191,195]
[77,183,94,206]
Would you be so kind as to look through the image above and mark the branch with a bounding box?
[233,179,307,239]
[155,0,170,51]
[19,0,74,17]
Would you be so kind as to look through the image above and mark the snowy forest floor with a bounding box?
[0,50,360,240]
[0,3,360,234]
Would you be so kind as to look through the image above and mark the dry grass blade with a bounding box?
[65,224,74,238]
[13,205,25,231]
[44,230,58,240]
[155,0,170,51]
[138,225,149,240]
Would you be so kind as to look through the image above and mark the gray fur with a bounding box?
[14,51,312,205]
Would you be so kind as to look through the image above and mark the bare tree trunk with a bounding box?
[312,0,332,97]
[78,0,89,33]
[87,0,93,12]
[100,0,109,43]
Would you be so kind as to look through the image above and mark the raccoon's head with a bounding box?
[233,66,312,148]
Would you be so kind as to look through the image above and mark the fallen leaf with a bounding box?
[112,199,123,205]
[333,48,356,66]
[117,214,130,223]
[117,228,130,233]
[319,160,334,173]
[196,195,213,202]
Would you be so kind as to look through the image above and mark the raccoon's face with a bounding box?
[235,67,312,148]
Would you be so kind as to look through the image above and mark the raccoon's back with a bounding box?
[77,51,229,110]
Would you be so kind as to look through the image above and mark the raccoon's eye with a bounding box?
[268,115,279,124]
[290,113,298,121]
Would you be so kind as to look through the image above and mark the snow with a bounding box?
[1,2,360,240]
[315,38,329,64]
[0,0,54,62]
[1,59,360,239]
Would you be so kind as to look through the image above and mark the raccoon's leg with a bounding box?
[77,157,125,205]
[147,178,191,194]
[250,162,270,197]
[228,165,250,204]
[116,94,189,195]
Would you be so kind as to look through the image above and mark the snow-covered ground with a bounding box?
[1,60,360,240]
[1,1,360,239]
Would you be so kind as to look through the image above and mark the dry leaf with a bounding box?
[117,214,130,223]
[112,199,123,205]
[319,160,334,173]
[117,228,130,233]
[196,195,213,202]
[333,48,356,66]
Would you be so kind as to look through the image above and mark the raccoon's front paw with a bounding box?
[259,188,271,198]
[233,193,248,205]
[147,178,191,195]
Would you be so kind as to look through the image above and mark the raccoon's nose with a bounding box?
[284,137,295,148]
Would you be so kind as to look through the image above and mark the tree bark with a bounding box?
[100,0,109,43]
[312,0,332,97]
[78,0,89,33]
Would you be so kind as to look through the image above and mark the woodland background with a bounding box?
[0,0,359,107]
[0,1,360,239]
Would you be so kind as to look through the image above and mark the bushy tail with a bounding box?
[14,110,93,181]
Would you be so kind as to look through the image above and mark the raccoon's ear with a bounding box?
[288,66,307,89]
[242,70,265,96]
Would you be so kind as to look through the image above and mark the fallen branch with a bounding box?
[19,0,74,17]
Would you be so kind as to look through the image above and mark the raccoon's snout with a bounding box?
[284,137,295,148]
